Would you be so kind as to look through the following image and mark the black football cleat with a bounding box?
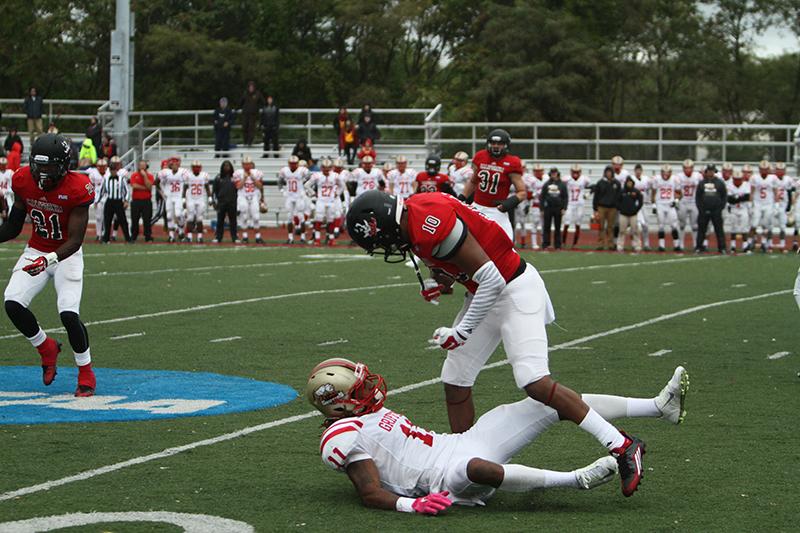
[611,430,646,497]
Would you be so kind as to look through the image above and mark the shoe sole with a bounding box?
[677,368,690,425]
[622,440,646,497]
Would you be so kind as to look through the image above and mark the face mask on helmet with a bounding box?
[486,129,510,158]
[425,156,441,175]
[30,134,71,191]
[306,358,387,420]
[346,190,409,262]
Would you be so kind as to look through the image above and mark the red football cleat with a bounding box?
[611,430,646,497]
[37,338,62,386]
[75,363,96,397]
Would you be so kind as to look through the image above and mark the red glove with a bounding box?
[22,252,58,277]
[411,491,452,515]
[420,279,443,304]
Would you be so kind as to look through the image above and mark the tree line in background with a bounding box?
[2,0,800,125]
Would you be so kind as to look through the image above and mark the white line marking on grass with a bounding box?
[301,253,365,259]
[662,282,675,287]
[536,254,724,275]
[0,511,254,532]
[209,336,241,343]
[731,283,747,288]
[0,245,286,263]
[109,332,145,340]
[0,287,789,504]
[317,338,349,346]
[559,346,593,351]
[767,351,790,360]
[648,349,672,357]
[591,280,607,285]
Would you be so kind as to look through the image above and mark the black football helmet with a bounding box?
[486,128,511,158]
[30,133,71,191]
[346,190,409,262]
[425,154,441,175]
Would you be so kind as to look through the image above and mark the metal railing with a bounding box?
[0,98,111,136]
[141,129,162,163]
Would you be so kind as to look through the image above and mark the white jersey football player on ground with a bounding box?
[156,157,187,242]
[632,164,651,250]
[87,158,109,240]
[563,164,591,249]
[278,155,309,243]
[726,168,751,253]
[749,160,777,252]
[184,161,212,243]
[676,159,701,251]
[387,156,415,200]
[0,157,12,224]
[351,155,385,197]
[448,151,474,198]
[234,156,266,244]
[772,162,793,251]
[651,164,681,251]
[306,158,349,246]
[308,358,688,514]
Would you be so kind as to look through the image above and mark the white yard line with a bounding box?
[109,332,145,341]
[648,349,673,357]
[767,351,790,360]
[0,287,789,503]
[209,336,242,343]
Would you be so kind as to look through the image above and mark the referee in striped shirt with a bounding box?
[101,166,132,243]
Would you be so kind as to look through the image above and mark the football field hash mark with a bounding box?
[110,332,145,340]
[209,336,242,343]
[767,351,790,360]
[648,349,673,357]
[317,338,349,346]
[0,287,789,504]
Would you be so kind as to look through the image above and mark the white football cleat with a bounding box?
[575,456,618,490]
[655,366,689,424]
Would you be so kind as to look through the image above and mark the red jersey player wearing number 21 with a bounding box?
[346,190,670,497]
[0,134,97,396]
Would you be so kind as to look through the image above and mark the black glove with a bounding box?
[498,196,521,213]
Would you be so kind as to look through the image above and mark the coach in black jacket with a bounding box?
[212,160,238,243]
[695,164,727,253]
[540,167,568,249]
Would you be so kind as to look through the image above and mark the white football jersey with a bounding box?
[186,171,209,200]
[527,175,544,206]
[449,164,474,197]
[773,175,792,208]
[234,169,263,200]
[566,175,591,205]
[278,166,307,198]
[678,171,702,204]
[88,168,109,203]
[307,171,345,202]
[159,168,187,199]
[750,174,776,205]
[352,168,384,196]
[320,408,459,497]
[726,180,751,212]
[387,168,416,199]
[654,175,680,205]
[613,168,631,185]
[0,169,12,199]
[633,174,650,200]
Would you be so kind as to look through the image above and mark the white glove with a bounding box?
[428,327,469,350]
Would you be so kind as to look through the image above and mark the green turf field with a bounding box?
[0,244,797,532]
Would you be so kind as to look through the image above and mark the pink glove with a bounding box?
[411,491,451,515]
[420,279,443,304]
[428,327,469,350]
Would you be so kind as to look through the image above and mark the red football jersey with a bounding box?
[406,193,522,294]
[414,172,451,193]
[471,149,523,207]
[12,167,95,253]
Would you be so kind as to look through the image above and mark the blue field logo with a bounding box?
[0,366,298,425]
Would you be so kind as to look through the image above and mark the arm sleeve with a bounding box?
[455,261,506,336]
[0,205,25,243]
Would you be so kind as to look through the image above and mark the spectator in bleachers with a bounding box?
[593,165,621,250]
[239,80,265,146]
[6,139,22,171]
[213,97,233,157]
[23,86,44,148]
[129,160,154,242]
[341,119,358,165]
[46,122,58,134]
[79,138,98,165]
[357,114,380,146]
[212,160,238,243]
[358,103,376,125]
[260,95,280,157]
[4,126,23,155]
[99,133,117,160]
[86,117,102,151]
[291,138,313,163]
[616,176,644,252]
[333,106,350,156]
[357,138,377,161]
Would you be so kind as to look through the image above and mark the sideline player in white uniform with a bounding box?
[332,158,351,236]
[632,164,651,250]
[750,160,777,252]
[772,162,793,251]
[726,168,751,253]
[308,358,688,513]
[233,156,266,244]
[87,158,109,240]
[184,161,212,243]
[156,157,187,242]
[611,155,630,185]
[562,164,591,248]
[387,156,416,200]
[651,164,681,251]
[306,158,349,246]
[513,164,534,249]
[448,151,473,198]
[677,159,701,251]
[351,155,385,197]
[0,157,15,224]
[278,155,309,243]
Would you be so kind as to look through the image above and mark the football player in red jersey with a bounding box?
[347,190,648,497]
[413,155,455,195]
[462,129,527,239]
[0,134,97,396]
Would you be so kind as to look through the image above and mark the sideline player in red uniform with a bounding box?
[462,129,527,239]
[346,190,650,497]
[0,134,97,396]
[413,155,454,194]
